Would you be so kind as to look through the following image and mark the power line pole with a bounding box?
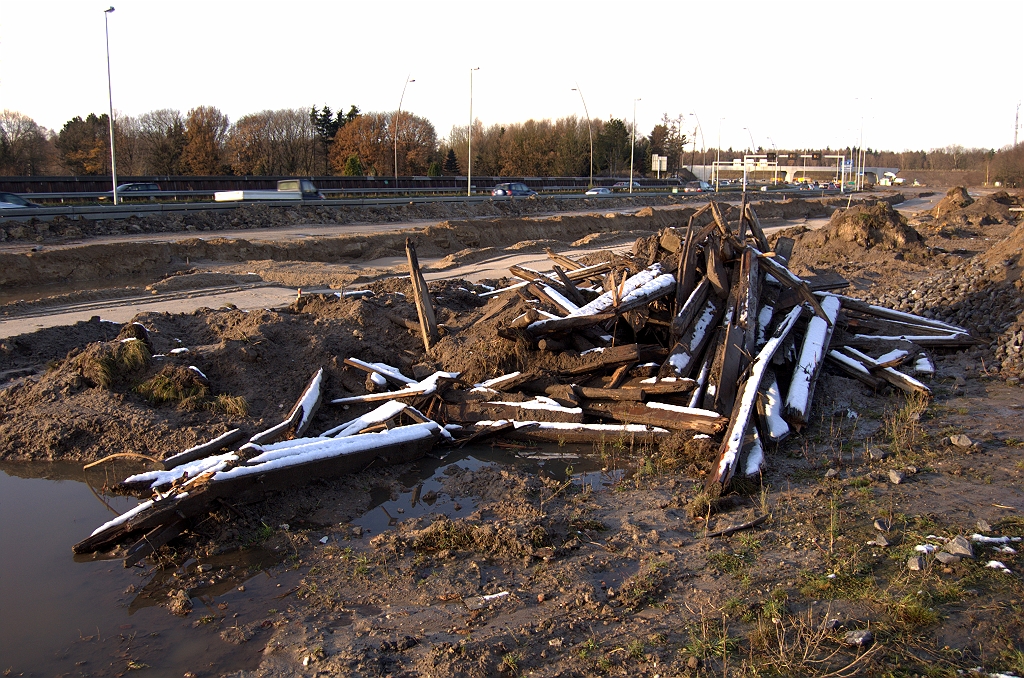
[1015,101,1020,147]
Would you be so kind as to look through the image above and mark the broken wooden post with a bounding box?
[784,294,842,429]
[406,238,439,352]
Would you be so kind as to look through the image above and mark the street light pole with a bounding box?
[768,136,778,185]
[629,98,640,193]
[744,126,755,155]
[394,75,415,182]
[715,117,723,192]
[688,112,705,181]
[572,84,593,188]
[468,67,479,197]
[103,6,118,206]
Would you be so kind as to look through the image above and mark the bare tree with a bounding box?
[0,110,55,175]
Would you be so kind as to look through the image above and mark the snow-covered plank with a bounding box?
[823,293,969,335]
[660,295,724,378]
[162,428,245,470]
[757,372,790,443]
[331,370,459,405]
[344,358,416,386]
[840,346,932,397]
[784,294,842,428]
[320,400,410,438]
[707,304,804,491]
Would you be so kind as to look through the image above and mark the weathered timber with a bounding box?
[524,311,617,336]
[344,358,416,387]
[706,304,804,493]
[784,294,842,429]
[823,293,969,335]
[706,234,730,298]
[123,518,187,568]
[552,266,587,306]
[744,204,771,252]
[439,400,583,424]
[844,333,977,348]
[756,371,790,443]
[560,344,667,376]
[606,362,634,389]
[576,386,647,401]
[501,425,668,445]
[671,279,711,346]
[825,350,886,389]
[754,248,830,324]
[545,248,584,271]
[455,420,516,448]
[475,290,519,325]
[406,239,439,351]
[704,514,769,539]
[382,310,422,333]
[660,295,725,379]
[538,338,569,352]
[527,283,577,315]
[637,379,697,395]
[839,346,932,397]
[773,237,795,265]
[162,428,246,470]
[583,401,727,434]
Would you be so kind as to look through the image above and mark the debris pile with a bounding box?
[75,201,977,561]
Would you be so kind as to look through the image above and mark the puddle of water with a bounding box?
[0,443,627,675]
[0,462,273,677]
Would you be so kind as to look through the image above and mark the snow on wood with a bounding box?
[217,423,442,480]
[487,396,583,415]
[840,346,932,396]
[320,400,409,438]
[824,293,969,334]
[743,429,765,477]
[757,373,790,443]
[471,372,523,392]
[848,333,974,346]
[663,296,723,377]
[123,452,238,491]
[291,368,325,437]
[876,349,910,365]
[914,354,935,376]
[331,370,459,405]
[344,358,416,386]
[825,350,886,389]
[784,294,841,427]
[539,284,580,314]
[89,498,156,537]
[162,428,245,470]
[707,304,804,491]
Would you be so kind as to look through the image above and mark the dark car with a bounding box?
[100,182,161,201]
[0,192,42,207]
[491,182,537,197]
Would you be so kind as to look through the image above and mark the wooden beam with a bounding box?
[783,294,842,429]
[406,238,438,351]
[583,401,727,434]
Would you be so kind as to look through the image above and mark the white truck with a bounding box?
[214,179,325,202]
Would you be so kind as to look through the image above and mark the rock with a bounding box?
[869,448,889,461]
[977,519,992,532]
[873,518,892,532]
[946,535,974,558]
[824,618,843,631]
[935,551,961,565]
[844,629,873,647]
[687,656,700,669]
[888,470,906,485]
[950,434,973,449]
[824,468,839,479]
[874,534,892,548]
[907,556,925,571]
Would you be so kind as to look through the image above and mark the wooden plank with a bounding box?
[123,518,187,568]
[545,247,584,271]
[560,344,667,377]
[706,234,730,298]
[822,293,968,335]
[839,346,932,397]
[660,295,725,379]
[744,203,770,252]
[773,237,795,265]
[606,362,634,389]
[439,400,583,424]
[163,429,246,470]
[825,350,887,389]
[755,248,830,324]
[552,265,587,306]
[583,401,727,434]
[706,304,804,494]
[406,238,438,351]
[783,294,842,429]
[671,279,711,347]
[503,426,668,445]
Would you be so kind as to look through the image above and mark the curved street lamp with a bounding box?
[104,6,118,206]
[394,75,415,182]
[468,67,479,197]
[571,84,593,188]
[688,112,705,180]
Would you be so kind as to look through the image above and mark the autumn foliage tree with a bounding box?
[180,106,229,175]
[55,114,111,175]
[328,110,437,176]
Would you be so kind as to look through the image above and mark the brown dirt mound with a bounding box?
[934,186,974,218]
[978,220,1024,284]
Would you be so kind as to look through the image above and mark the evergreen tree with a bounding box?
[443,148,460,175]
[342,155,363,176]
[427,161,441,177]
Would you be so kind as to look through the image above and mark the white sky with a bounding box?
[2,0,1021,155]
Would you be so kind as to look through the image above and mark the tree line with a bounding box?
[1,106,1021,186]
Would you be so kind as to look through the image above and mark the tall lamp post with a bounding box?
[767,136,778,185]
[467,67,479,197]
[629,98,640,193]
[394,75,415,182]
[715,117,724,192]
[103,6,118,206]
[572,84,593,188]
[688,112,705,180]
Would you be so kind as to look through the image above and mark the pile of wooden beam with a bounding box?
[75,201,974,559]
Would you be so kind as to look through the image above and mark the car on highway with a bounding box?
[0,192,42,207]
[491,182,537,197]
[98,182,162,201]
[585,187,612,196]
[612,181,643,191]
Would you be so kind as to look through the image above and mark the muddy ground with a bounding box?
[2,189,1024,677]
